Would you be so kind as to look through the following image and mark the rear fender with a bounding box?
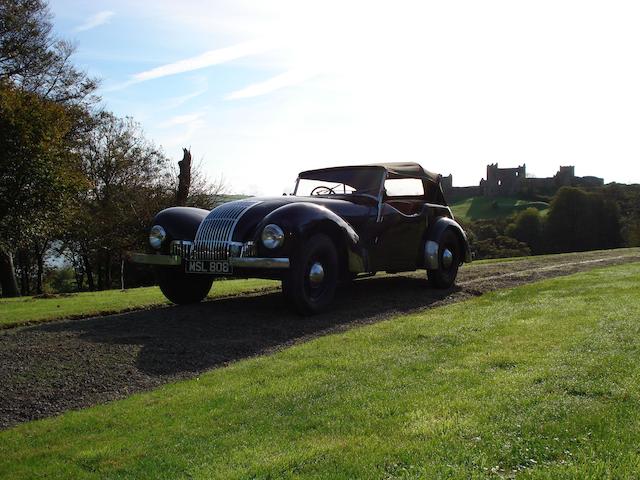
[424,217,472,269]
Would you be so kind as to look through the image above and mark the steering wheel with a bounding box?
[310,185,336,195]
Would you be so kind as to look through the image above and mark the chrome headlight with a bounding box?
[261,224,284,249]
[149,225,166,250]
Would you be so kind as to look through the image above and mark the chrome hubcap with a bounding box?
[309,262,325,286]
[442,248,454,269]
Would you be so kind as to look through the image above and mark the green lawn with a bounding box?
[450,196,549,222]
[1,263,640,479]
[0,278,278,328]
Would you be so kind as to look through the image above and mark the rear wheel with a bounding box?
[427,229,460,289]
[282,234,339,315]
[157,267,213,304]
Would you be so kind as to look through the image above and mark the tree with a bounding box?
[600,183,640,247]
[472,235,531,260]
[0,0,98,296]
[546,187,622,253]
[176,148,191,206]
[624,216,640,247]
[0,81,80,296]
[171,154,227,210]
[67,112,172,289]
[0,0,52,79]
[1,0,98,107]
[506,208,544,254]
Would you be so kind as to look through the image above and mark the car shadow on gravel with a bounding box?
[34,275,462,377]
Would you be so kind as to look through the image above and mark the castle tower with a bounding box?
[484,163,526,197]
[555,166,576,187]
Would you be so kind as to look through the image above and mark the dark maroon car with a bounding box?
[130,163,471,314]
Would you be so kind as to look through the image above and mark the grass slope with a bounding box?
[450,196,549,222]
[1,263,640,479]
[0,278,278,328]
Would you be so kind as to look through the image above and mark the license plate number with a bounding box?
[186,260,232,275]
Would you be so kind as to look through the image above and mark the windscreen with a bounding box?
[295,167,383,197]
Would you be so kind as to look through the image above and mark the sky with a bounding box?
[48,0,640,195]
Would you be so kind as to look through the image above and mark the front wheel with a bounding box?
[427,229,460,289]
[282,234,339,315]
[157,268,213,305]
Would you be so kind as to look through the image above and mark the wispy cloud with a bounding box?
[226,69,317,100]
[160,87,208,110]
[74,11,114,32]
[133,40,273,83]
[159,112,205,128]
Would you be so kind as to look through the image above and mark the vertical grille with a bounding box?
[191,200,261,261]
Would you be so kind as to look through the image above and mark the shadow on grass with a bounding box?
[33,275,459,377]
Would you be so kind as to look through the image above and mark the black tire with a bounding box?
[427,229,460,289]
[282,233,339,315]
[157,267,213,305]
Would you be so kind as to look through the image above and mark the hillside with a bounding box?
[2,261,640,478]
[450,196,549,222]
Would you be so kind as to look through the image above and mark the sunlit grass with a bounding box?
[0,278,278,328]
[450,195,549,222]
[1,263,639,478]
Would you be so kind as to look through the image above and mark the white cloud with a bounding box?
[131,40,274,83]
[226,69,317,100]
[159,81,208,110]
[74,11,114,32]
[159,112,205,128]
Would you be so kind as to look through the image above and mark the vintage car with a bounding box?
[129,163,471,314]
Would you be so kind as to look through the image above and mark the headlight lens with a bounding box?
[149,225,166,249]
[261,224,284,249]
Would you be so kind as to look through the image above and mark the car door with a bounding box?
[368,178,429,271]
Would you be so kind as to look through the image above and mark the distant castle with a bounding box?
[442,164,604,199]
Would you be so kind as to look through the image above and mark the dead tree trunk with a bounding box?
[83,254,94,291]
[18,248,31,296]
[176,148,192,206]
[36,252,44,294]
[0,250,20,297]
[34,239,48,294]
[104,251,112,290]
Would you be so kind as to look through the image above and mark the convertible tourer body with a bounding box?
[130,163,471,314]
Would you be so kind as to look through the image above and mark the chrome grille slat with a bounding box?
[170,240,193,257]
[191,200,261,261]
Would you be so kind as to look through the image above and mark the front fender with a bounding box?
[255,202,367,273]
[425,217,472,269]
[153,207,208,252]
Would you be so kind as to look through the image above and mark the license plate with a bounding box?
[186,260,232,275]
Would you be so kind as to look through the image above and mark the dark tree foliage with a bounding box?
[464,185,627,259]
[473,235,531,259]
[0,0,99,296]
[599,183,640,247]
[462,217,531,260]
[0,82,80,295]
[67,112,173,290]
[546,187,622,253]
[0,0,52,78]
[0,0,98,106]
[506,208,544,254]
